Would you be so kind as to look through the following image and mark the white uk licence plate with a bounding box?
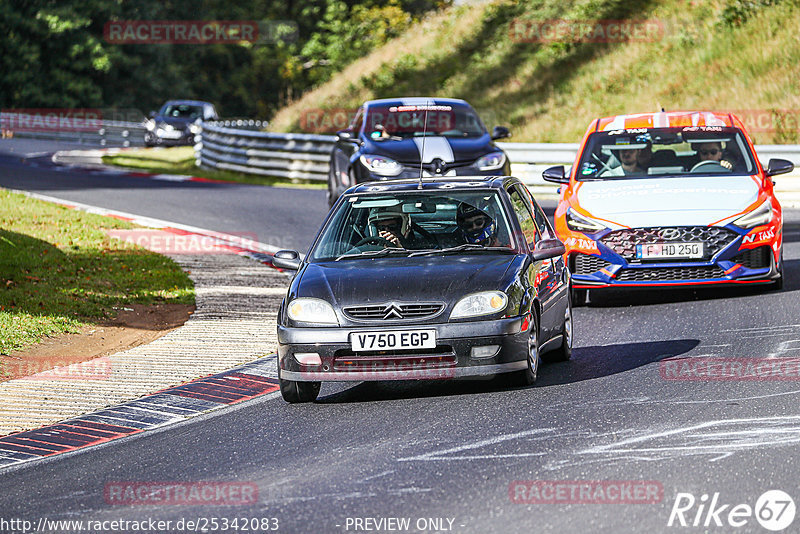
[350,330,437,352]
[636,242,704,259]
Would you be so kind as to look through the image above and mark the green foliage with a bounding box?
[0,0,448,119]
[718,0,784,26]
[301,1,412,86]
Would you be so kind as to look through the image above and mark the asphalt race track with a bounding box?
[2,140,800,533]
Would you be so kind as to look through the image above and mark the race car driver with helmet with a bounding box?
[456,202,501,247]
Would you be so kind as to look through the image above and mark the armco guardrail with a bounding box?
[195,123,800,185]
[0,114,146,148]
[197,122,334,180]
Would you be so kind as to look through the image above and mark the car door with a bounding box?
[508,184,560,341]
[526,187,569,337]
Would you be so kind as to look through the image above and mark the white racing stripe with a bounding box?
[413,136,454,163]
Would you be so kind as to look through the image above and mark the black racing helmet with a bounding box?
[456,201,497,245]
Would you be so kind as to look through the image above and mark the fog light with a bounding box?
[470,345,500,359]
[294,353,322,366]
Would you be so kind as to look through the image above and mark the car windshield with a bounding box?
[161,104,203,120]
[363,104,486,138]
[575,126,757,180]
[309,190,518,262]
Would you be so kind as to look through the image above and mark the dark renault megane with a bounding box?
[327,98,511,207]
[273,176,573,403]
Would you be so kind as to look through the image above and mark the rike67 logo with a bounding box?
[668,490,795,531]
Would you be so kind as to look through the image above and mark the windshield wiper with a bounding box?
[408,244,513,257]
[334,247,410,262]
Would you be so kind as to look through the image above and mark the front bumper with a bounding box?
[145,130,196,146]
[566,224,781,288]
[278,316,529,382]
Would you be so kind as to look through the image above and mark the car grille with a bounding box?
[343,303,444,321]
[570,254,611,275]
[732,246,772,269]
[616,266,726,282]
[601,226,738,261]
[333,348,456,371]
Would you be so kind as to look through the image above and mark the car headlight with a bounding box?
[474,151,506,171]
[188,123,202,134]
[451,291,507,319]
[162,123,174,131]
[145,119,155,131]
[566,208,607,233]
[287,298,338,325]
[359,154,403,176]
[733,199,774,229]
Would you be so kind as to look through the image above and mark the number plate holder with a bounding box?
[636,242,704,259]
[350,330,437,352]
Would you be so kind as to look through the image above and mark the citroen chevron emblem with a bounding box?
[383,304,404,320]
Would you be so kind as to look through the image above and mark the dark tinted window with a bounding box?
[309,190,517,261]
[364,103,486,138]
[161,104,203,119]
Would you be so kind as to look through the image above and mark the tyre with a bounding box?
[545,292,573,362]
[509,314,539,386]
[278,366,321,403]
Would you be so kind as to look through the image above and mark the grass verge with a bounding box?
[102,147,326,189]
[0,189,195,357]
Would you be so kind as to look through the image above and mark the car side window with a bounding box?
[508,186,539,248]
[522,187,554,239]
[350,107,364,134]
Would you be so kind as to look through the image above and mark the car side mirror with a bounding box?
[531,238,566,261]
[336,129,360,143]
[491,126,510,140]
[766,158,794,177]
[272,250,301,270]
[148,110,156,119]
[542,165,569,184]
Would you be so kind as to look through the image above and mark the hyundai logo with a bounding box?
[659,228,681,240]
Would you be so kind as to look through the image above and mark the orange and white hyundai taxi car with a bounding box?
[542,111,794,304]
